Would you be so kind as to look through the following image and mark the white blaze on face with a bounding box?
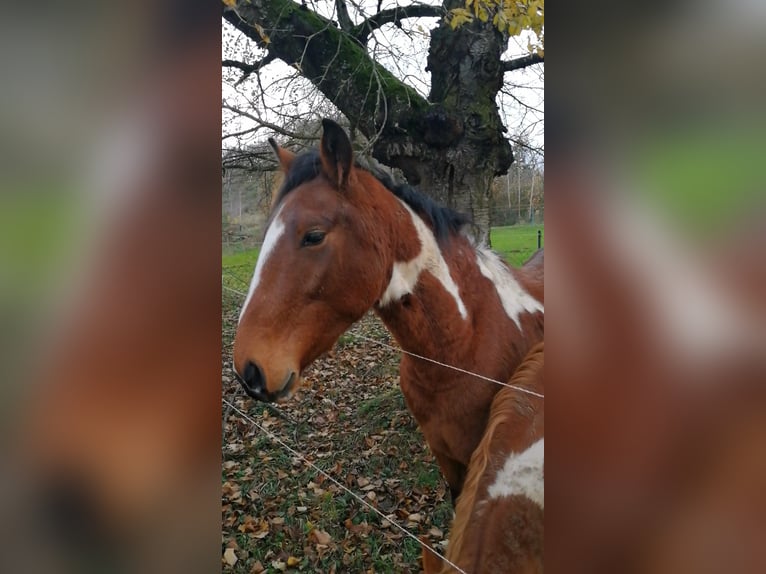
[488,438,544,507]
[379,202,468,319]
[239,205,286,323]
[476,247,543,330]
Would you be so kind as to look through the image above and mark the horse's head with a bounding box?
[233,119,391,401]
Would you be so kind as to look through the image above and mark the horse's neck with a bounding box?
[373,201,467,358]
[374,201,543,372]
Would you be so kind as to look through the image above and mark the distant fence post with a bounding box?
[537,229,542,249]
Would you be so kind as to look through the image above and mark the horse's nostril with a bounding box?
[241,360,266,395]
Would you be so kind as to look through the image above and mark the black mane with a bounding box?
[275,149,470,241]
[275,150,322,205]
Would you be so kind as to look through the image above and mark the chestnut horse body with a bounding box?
[234,120,544,498]
[423,342,544,574]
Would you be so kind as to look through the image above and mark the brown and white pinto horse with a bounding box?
[422,342,544,574]
[233,119,544,499]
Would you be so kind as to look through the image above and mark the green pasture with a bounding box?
[489,224,544,266]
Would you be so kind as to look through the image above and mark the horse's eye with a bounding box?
[301,230,326,247]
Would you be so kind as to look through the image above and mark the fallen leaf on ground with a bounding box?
[223,548,238,566]
[310,528,333,545]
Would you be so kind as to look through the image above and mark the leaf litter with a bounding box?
[222,298,453,573]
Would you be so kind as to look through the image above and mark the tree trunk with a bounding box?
[412,163,494,246]
[370,1,512,245]
[224,0,514,242]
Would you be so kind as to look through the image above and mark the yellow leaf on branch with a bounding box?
[449,0,544,51]
[254,23,271,45]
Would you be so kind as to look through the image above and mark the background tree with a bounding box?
[222,0,543,242]
[491,137,544,226]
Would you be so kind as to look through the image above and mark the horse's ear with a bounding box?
[319,118,354,188]
[268,137,295,173]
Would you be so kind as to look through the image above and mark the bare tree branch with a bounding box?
[501,53,544,73]
[510,136,544,157]
[222,104,316,141]
[335,0,354,32]
[222,126,263,141]
[222,0,428,139]
[222,52,276,86]
[353,4,444,44]
[500,85,544,115]
[221,146,278,173]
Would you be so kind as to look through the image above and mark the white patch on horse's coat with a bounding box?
[239,206,286,323]
[476,247,543,329]
[379,202,467,319]
[488,438,544,507]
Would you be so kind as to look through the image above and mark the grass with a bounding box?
[222,247,260,301]
[415,467,443,489]
[490,224,544,266]
[357,388,402,418]
[223,247,261,269]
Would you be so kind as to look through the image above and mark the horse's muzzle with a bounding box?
[236,362,296,402]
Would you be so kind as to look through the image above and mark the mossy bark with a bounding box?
[224,0,427,137]
[225,0,514,241]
